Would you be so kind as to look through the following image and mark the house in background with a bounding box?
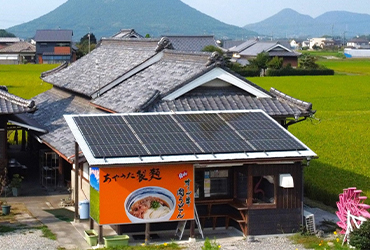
[0,41,35,64]
[308,38,334,49]
[34,29,76,64]
[0,37,21,49]
[346,38,370,49]
[228,39,301,67]
[110,29,144,38]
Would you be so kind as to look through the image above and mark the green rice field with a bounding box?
[0,64,56,99]
[252,58,370,206]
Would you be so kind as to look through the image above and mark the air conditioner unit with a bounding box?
[304,210,316,235]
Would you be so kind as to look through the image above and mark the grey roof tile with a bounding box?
[92,50,211,112]
[27,88,105,158]
[166,35,222,52]
[0,42,35,53]
[42,38,159,97]
[146,86,310,118]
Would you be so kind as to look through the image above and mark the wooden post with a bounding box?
[89,217,94,230]
[58,155,64,187]
[21,129,26,151]
[190,220,195,238]
[145,223,150,245]
[98,225,103,245]
[74,142,79,222]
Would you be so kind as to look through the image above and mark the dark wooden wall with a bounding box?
[248,162,303,235]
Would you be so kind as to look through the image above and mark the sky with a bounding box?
[1,0,370,29]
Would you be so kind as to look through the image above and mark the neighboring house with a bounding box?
[228,39,301,67]
[346,38,370,49]
[0,86,37,176]
[110,29,144,38]
[0,41,35,64]
[34,29,76,64]
[0,37,21,49]
[14,37,316,237]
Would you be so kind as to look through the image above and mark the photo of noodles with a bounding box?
[129,196,170,219]
[125,186,176,222]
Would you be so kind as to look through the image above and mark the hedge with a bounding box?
[266,67,335,76]
[229,67,260,77]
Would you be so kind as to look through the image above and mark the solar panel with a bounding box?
[72,112,308,159]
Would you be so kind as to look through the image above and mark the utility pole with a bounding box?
[88,27,91,54]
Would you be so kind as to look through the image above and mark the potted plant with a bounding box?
[1,167,11,215]
[10,174,23,197]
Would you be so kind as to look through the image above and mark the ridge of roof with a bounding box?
[0,88,35,109]
[41,62,69,78]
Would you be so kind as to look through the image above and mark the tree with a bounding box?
[80,33,97,44]
[76,33,97,59]
[202,45,224,55]
[249,51,270,71]
[267,56,283,70]
[298,53,319,69]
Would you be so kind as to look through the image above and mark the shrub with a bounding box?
[349,220,370,250]
[201,237,220,250]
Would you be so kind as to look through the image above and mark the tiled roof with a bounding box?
[0,37,21,43]
[28,88,105,159]
[34,29,73,42]
[230,39,300,57]
[146,86,312,118]
[92,50,211,112]
[110,29,143,38]
[166,35,223,52]
[0,87,36,114]
[42,38,160,97]
[0,42,35,53]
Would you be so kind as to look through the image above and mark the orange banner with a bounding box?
[99,164,194,225]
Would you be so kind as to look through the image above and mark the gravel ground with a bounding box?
[180,235,307,250]
[0,229,59,250]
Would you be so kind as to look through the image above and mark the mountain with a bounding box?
[6,0,256,41]
[244,8,370,38]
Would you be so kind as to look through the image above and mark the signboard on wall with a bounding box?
[90,164,194,225]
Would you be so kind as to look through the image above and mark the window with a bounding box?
[195,168,232,199]
[253,175,275,204]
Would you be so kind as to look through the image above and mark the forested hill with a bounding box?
[7,0,256,40]
[244,8,370,38]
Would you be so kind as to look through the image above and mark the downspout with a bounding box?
[74,141,80,222]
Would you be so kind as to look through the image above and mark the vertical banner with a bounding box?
[98,164,194,225]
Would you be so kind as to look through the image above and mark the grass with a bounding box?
[0,202,57,240]
[44,208,74,222]
[0,64,56,99]
[290,232,348,250]
[250,57,370,207]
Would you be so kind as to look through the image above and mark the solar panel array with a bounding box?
[72,112,307,158]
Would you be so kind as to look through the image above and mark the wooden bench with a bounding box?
[198,214,229,230]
